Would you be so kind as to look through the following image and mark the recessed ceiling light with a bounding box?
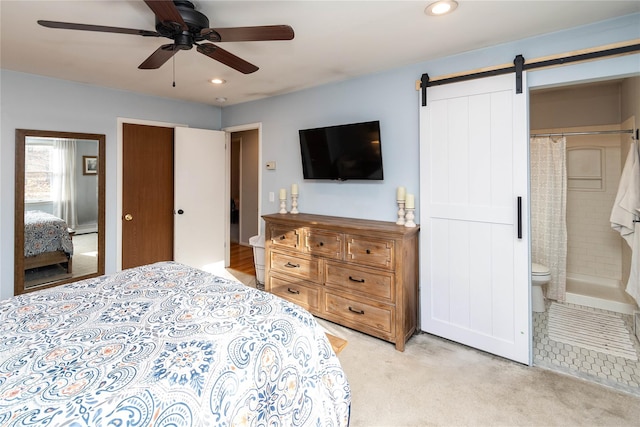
[425,0,458,16]
[210,78,226,85]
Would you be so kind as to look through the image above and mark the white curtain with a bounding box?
[52,138,77,230]
[530,136,567,301]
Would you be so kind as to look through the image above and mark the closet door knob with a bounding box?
[124,214,133,221]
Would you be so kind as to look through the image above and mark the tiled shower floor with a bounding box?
[533,301,640,396]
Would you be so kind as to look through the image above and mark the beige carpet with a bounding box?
[226,268,640,426]
[72,233,98,277]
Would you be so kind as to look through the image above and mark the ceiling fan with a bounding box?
[38,0,294,74]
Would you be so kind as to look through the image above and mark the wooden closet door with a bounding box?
[122,123,174,269]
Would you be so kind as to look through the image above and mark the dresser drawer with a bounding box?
[305,229,343,260]
[325,262,394,301]
[269,275,320,312]
[346,235,394,269]
[269,251,320,283]
[324,292,394,334]
[268,225,302,250]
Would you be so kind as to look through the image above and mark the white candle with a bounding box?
[396,186,406,201]
[279,188,286,200]
[291,184,298,195]
[405,193,415,209]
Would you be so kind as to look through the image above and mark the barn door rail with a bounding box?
[419,39,640,106]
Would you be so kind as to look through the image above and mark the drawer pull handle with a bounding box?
[284,262,300,268]
[287,288,300,294]
[348,306,365,315]
[348,276,365,283]
[280,235,286,240]
[366,249,371,254]
[319,242,324,246]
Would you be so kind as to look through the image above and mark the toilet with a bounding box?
[531,263,551,312]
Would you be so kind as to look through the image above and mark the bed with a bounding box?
[24,210,74,274]
[0,262,351,426]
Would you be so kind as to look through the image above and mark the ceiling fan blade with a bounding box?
[38,20,159,37]
[202,25,294,42]
[197,43,258,74]
[144,0,187,31]
[139,44,179,69]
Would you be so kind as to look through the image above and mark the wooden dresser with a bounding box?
[263,213,419,351]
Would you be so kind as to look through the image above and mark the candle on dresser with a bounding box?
[405,193,415,209]
[291,184,298,195]
[279,188,286,200]
[396,186,406,201]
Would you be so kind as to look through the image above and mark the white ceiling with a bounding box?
[2,1,639,106]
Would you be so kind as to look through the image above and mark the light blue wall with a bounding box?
[222,13,640,230]
[1,13,638,299]
[0,71,222,299]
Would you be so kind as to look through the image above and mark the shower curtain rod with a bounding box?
[530,129,636,138]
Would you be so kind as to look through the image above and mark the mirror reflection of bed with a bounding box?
[23,211,98,288]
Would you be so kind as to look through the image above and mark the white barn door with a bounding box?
[419,73,530,364]
[174,127,226,272]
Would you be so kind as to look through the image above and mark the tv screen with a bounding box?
[299,120,383,181]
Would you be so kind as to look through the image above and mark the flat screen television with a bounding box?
[299,120,383,181]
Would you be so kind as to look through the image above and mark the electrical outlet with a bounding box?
[266,161,276,170]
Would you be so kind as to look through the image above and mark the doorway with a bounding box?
[224,123,261,273]
[230,130,259,246]
[529,77,640,395]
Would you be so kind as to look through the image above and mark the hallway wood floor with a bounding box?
[229,242,256,276]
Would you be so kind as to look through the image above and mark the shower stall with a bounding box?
[530,79,639,315]
[530,126,637,314]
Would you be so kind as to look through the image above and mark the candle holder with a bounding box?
[291,194,299,214]
[279,198,287,214]
[396,200,406,225]
[405,208,416,228]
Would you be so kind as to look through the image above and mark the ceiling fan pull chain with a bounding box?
[172,53,176,87]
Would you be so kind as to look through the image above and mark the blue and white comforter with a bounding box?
[24,210,73,257]
[0,262,351,426]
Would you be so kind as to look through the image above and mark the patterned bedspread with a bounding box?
[0,262,351,426]
[24,210,74,257]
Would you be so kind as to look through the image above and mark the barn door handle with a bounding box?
[517,197,522,239]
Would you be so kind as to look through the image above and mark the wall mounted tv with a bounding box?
[299,120,383,181]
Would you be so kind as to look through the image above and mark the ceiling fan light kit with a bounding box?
[37,0,294,75]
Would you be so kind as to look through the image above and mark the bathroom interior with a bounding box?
[529,76,640,395]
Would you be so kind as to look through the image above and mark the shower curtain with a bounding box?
[530,136,567,302]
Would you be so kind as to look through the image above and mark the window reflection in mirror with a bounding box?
[15,129,105,295]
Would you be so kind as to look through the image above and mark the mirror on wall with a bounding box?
[15,129,105,295]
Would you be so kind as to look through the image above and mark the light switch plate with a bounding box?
[266,161,276,170]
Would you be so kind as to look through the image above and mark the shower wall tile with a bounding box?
[566,144,622,281]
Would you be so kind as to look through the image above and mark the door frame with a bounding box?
[116,117,187,271]
[222,122,262,268]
